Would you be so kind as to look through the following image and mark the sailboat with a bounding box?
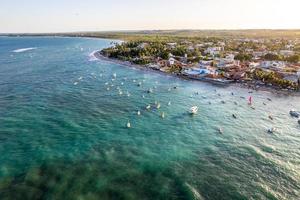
[157,103,161,109]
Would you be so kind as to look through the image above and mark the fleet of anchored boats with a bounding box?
[74,71,300,133]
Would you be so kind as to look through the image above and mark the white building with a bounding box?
[249,62,260,68]
[166,43,177,49]
[199,60,213,68]
[205,47,223,56]
[279,50,294,57]
[138,43,149,49]
[260,61,286,69]
[168,58,176,65]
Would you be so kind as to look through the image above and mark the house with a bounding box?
[147,63,161,70]
[218,42,226,46]
[199,60,213,68]
[187,46,195,51]
[260,61,286,69]
[166,43,177,49]
[216,55,239,68]
[195,44,205,48]
[248,62,260,68]
[253,51,268,58]
[205,47,223,56]
[282,72,299,83]
[138,43,149,49]
[279,50,294,57]
[168,58,176,66]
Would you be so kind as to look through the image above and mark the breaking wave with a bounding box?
[12,47,37,53]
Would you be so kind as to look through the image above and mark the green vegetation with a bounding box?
[251,69,297,89]
[234,54,253,61]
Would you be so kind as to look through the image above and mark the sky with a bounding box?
[1,0,300,33]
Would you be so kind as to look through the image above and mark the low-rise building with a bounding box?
[166,43,177,49]
[260,61,286,69]
[205,47,223,56]
[279,50,294,57]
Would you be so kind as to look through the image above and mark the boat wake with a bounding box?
[12,47,37,53]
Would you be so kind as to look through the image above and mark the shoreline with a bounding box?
[93,51,300,96]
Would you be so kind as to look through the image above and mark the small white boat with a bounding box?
[119,91,123,95]
[74,82,79,86]
[168,101,171,106]
[121,82,124,85]
[218,128,223,134]
[161,112,165,119]
[113,73,117,78]
[146,105,151,110]
[157,103,161,109]
[107,87,110,91]
[137,111,141,116]
[190,106,199,115]
[127,121,131,128]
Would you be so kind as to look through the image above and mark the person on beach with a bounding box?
[297,78,300,91]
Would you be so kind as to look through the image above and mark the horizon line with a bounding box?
[1,28,300,35]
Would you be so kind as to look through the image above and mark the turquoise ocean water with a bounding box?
[0,36,299,200]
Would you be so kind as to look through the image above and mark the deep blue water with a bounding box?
[0,36,299,200]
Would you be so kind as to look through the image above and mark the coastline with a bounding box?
[93,50,300,96]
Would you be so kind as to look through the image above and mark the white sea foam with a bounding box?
[88,51,100,61]
[12,47,37,53]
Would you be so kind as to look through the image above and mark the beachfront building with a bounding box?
[260,61,286,69]
[199,60,213,68]
[183,67,216,78]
